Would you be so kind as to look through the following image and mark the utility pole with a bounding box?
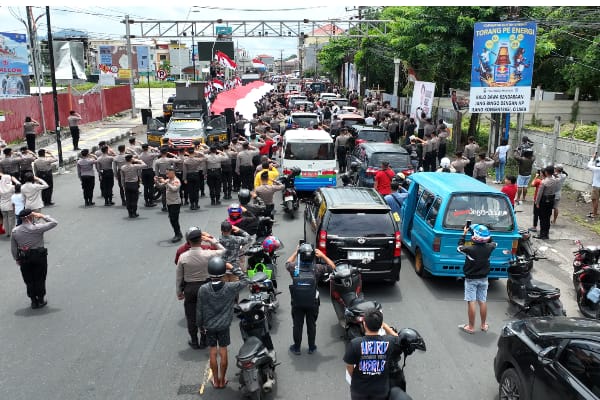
[25,6,47,135]
[46,7,64,170]
[123,15,137,118]
[280,49,283,74]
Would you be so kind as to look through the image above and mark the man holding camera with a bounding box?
[155,168,183,243]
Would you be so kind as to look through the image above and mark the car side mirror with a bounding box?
[537,346,556,366]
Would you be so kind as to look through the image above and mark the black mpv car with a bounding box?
[494,317,600,400]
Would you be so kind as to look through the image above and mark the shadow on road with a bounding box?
[14,306,61,317]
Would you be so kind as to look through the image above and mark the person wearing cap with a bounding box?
[120,154,147,218]
[95,146,116,206]
[176,229,225,349]
[457,223,497,334]
[11,209,58,309]
[587,152,600,219]
[33,149,57,206]
[18,146,37,183]
[205,146,228,206]
[77,149,98,207]
[139,143,159,208]
[373,161,395,196]
[154,147,179,212]
[183,147,205,210]
[154,167,183,242]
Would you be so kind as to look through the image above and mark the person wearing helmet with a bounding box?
[237,188,266,217]
[436,157,456,173]
[285,242,336,355]
[176,228,225,349]
[587,152,600,219]
[197,256,253,388]
[457,223,497,334]
[344,308,413,400]
[219,220,252,281]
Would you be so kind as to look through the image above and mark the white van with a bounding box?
[281,128,336,192]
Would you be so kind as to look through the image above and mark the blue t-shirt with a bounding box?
[384,189,408,218]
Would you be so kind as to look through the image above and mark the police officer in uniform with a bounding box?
[18,146,37,182]
[112,145,128,206]
[229,136,244,192]
[236,142,260,191]
[285,243,336,355]
[174,148,187,205]
[193,140,208,197]
[11,209,58,309]
[183,147,205,210]
[33,149,57,206]
[120,155,146,218]
[125,137,143,156]
[154,148,178,212]
[95,145,116,206]
[77,149,97,207]
[221,144,236,200]
[205,146,228,205]
[139,143,159,207]
[0,147,21,179]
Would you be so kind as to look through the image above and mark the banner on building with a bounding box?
[0,32,30,97]
[410,81,436,119]
[97,45,141,80]
[137,45,150,73]
[469,21,537,113]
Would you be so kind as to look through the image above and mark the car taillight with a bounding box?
[366,167,378,176]
[433,237,441,252]
[251,284,261,292]
[394,231,401,257]
[385,140,391,143]
[239,360,255,369]
[321,169,335,175]
[283,168,292,175]
[318,230,327,255]
[512,240,518,255]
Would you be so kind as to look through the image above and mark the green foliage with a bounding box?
[133,81,176,89]
[317,37,358,77]
[159,60,172,74]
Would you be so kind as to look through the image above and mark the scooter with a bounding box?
[506,250,566,317]
[326,260,382,340]
[572,239,600,276]
[245,245,281,328]
[572,241,600,319]
[234,296,277,400]
[279,167,301,218]
[516,228,535,265]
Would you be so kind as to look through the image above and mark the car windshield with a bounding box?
[326,212,395,236]
[284,142,334,160]
[167,120,204,136]
[444,194,514,231]
[357,130,390,142]
[371,152,411,169]
[292,116,319,128]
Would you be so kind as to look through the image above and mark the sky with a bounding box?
[0,2,359,59]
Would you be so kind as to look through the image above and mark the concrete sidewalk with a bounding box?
[32,112,144,171]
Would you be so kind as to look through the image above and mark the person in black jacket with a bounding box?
[457,224,497,334]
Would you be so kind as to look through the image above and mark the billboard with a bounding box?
[469,21,537,113]
[97,45,145,80]
[0,32,30,97]
[410,81,436,119]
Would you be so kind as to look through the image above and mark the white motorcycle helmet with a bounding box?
[440,157,451,169]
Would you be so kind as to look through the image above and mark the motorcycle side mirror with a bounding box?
[537,346,556,366]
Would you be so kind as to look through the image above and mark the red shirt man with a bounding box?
[259,136,274,157]
[373,161,395,196]
[501,176,518,207]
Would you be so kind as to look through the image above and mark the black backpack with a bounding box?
[289,266,317,308]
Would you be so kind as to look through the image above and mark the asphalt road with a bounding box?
[1,137,586,400]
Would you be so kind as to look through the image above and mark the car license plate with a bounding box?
[301,171,318,177]
[284,196,294,201]
[348,251,374,260]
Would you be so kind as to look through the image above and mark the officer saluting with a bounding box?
[95,145,115,206]
[120,155,146,218]
[33,149,57,206]
[139,143,159,207]
[205,146,228,206]
[154,147,178,212]
[11,209,58,309]
[183,147,205,210]
[112,145,128,206]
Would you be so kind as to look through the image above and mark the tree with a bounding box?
[159,60,172,74]
[317,36,358,79]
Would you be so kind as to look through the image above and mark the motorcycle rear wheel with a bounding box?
[577,291,600,319]
[284,200,294,216]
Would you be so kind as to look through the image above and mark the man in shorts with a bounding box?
[513,147,535,205]
[457,224,497,334]
[587,152,600,219]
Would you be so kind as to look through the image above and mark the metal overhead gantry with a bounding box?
[129,19,391,38]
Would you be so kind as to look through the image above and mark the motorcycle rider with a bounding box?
[285,243,336,355]
[343,308,413,400]
[457,224,497,334]
[238,188,266,217]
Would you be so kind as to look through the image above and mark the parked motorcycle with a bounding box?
[506,250,566,317]
[572,240,600,319]
[234,297,277,400]
[278,167,301,218]
[516,228,535,264]
[326,260,382,340]
[341,162,360,187]
[388,327,427,396]
[246,238,283,327]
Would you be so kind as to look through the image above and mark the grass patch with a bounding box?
[568,213,600,236]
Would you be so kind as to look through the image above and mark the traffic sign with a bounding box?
[156,69,167,80]
[215,26,233,36]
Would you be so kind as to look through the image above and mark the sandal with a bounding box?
[458,324,474,334]
[210,379,218,389]
[587,213,596,219]
[481,324,489,332]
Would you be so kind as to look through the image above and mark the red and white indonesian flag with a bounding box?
[215,50,237,70]
[212,78,224,90]
[252,58,266,69]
